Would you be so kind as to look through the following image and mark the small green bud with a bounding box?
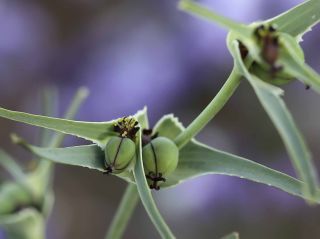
[142,137,179,190]
[0,182,32,215]
[104,136,136,174]
[247,24,298,86]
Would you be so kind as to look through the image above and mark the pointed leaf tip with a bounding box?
[229,39,319,201]
[156,113,320,203]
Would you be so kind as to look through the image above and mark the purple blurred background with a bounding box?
[0,0,320,238]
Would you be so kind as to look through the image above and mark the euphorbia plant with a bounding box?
[0,0,320,238]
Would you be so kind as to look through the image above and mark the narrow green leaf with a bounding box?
[9,108,148,184]
[0,150,26,184]
[11,137,135,184]
[0,107,115,147]
[279,33,320,94]
[178,0,251,37]
[15,141,105,172]
[171,141,320,202]
[267,0,320,39]
[154,115,320,202]
[133,111,175,239]
[229,40,319,201]
[221,232,239,239]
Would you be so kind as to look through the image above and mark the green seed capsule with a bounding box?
[250,62,294,86]
[142,137,179,190]
[104,136,136,174]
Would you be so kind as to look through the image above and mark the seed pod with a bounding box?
[142,137,179,190]
[250,62,294,86]
[104,136,136,174]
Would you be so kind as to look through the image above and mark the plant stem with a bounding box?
[178,0,251,37]
[105,184,139,239]
[174,67,242,149]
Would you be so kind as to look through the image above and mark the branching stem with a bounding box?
[174,68,242,149]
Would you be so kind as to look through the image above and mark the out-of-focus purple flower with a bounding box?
[65,15,187,121]
[0,1,55,97]
[178,0,264,66]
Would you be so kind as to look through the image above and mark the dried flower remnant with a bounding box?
[254,25,282,74]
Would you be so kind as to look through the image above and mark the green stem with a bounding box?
[178,0,251,37]
[105,184,139,239]
[174,68,242,149]
[133,133,176,239]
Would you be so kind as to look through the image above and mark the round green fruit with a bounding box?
[104,136,136,174]
[142,137,179,190]
[250,62,294,86]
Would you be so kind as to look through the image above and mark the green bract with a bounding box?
[104,136,136,174]
[142,137,179,190]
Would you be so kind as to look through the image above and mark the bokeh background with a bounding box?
[0,0,320,238]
